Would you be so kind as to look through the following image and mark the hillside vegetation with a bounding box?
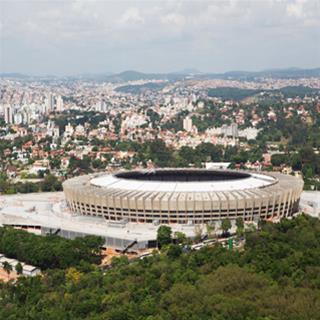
[1,215,320,319]
[0,227,104,269]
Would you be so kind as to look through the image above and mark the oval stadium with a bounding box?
[63,169,304,225]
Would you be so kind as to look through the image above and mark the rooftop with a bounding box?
[0,192,197,245]
[91,169,277,192]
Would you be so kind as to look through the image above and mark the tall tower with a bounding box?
[4,105,13,124]
[56,95,64,112]
[183,116,193,132]
[45,93,55,113]
[230,123,238,139]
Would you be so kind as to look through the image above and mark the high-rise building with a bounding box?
[183,116,193,132]
[221,123,238,139]
[230,123,238,138]
[95,100,106,112]
[4,105,13,124]
[56,95,64,112]
[45,93,55,113]
[64,123,74,137]
[13,112,23,125]
[53,126,60,138]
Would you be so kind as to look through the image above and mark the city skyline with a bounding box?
[1,0,320,76]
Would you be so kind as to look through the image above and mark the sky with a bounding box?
[0,0,319,75]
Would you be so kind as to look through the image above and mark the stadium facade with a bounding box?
[63,169,303,225]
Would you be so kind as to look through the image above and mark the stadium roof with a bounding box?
[90,169,277,192]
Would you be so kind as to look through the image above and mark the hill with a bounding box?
[1,67,320,82]
[1,215,320,319]
[208,85,320,101]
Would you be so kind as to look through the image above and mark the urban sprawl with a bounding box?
[1,74,320,193]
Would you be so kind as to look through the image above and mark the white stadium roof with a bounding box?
[90,172,276,192]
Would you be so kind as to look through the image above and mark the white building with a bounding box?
[238,127,260,140]
[4,105,14,124]
[0,256,41,277]
[23,264,41,277]
[221,123,238,138]
[299,191,320,218]
[183,116,193,132]
[64,123,74,137]
[205,162,231,170]
[95,100,107,112]
[45,93,55,114]
[56,95,64,112]
[122,114,147,129]
[13,112,23,125]
[75,124,85,136]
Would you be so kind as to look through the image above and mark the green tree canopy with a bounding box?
[221,219,232,236]
[157,225,172,248]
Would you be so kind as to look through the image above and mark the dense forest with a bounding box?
[208,86,319,100]
[0,173,62,194]
[1,215,320,319]
[0,227,104,269]
[115,82,167,94]
[208,87,260,100]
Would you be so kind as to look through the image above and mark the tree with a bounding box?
[157,226,172,249]
[41,174,62,192]
[0,227,103,270]
[174,231,187,245]
[66,267,83,284]
[142,140,173,167]
[206,223,216,238]
[195,143,223,162]
[177,146,196,166]
[194,225,203,243]
[15,262,23,275]
[92,158,104,169]
[167,244,182,259]
[1,215,320,318]
[236,218,244,237]
[221,219,232,237]
[302,164,314,179]
[291,154,302,171]
[271,154,289,167]
[111,256,129,268]
[2,261,12,280]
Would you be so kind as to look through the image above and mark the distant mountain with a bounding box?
[1,67,320,82]
[115,82,167,94]
[0,73,66,81]
[100,68,320,82]
[0,73,30,79]
[68,70,202,82]
[67,72,113,81]
[208,85,320,101]
[103,70,187,82]
[170,68,203,75]
[107,70,159,82]
[202,68,320,80]
[258,67,320,79]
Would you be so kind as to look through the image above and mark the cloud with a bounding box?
[286,0,306,18]
[0,0,319,75]
[119,7,144,26]
[161,13,186,28]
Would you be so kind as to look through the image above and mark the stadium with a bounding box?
[63,168,304,225]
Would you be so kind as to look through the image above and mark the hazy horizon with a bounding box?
[2,66,320,78]
[1,0,319,76]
